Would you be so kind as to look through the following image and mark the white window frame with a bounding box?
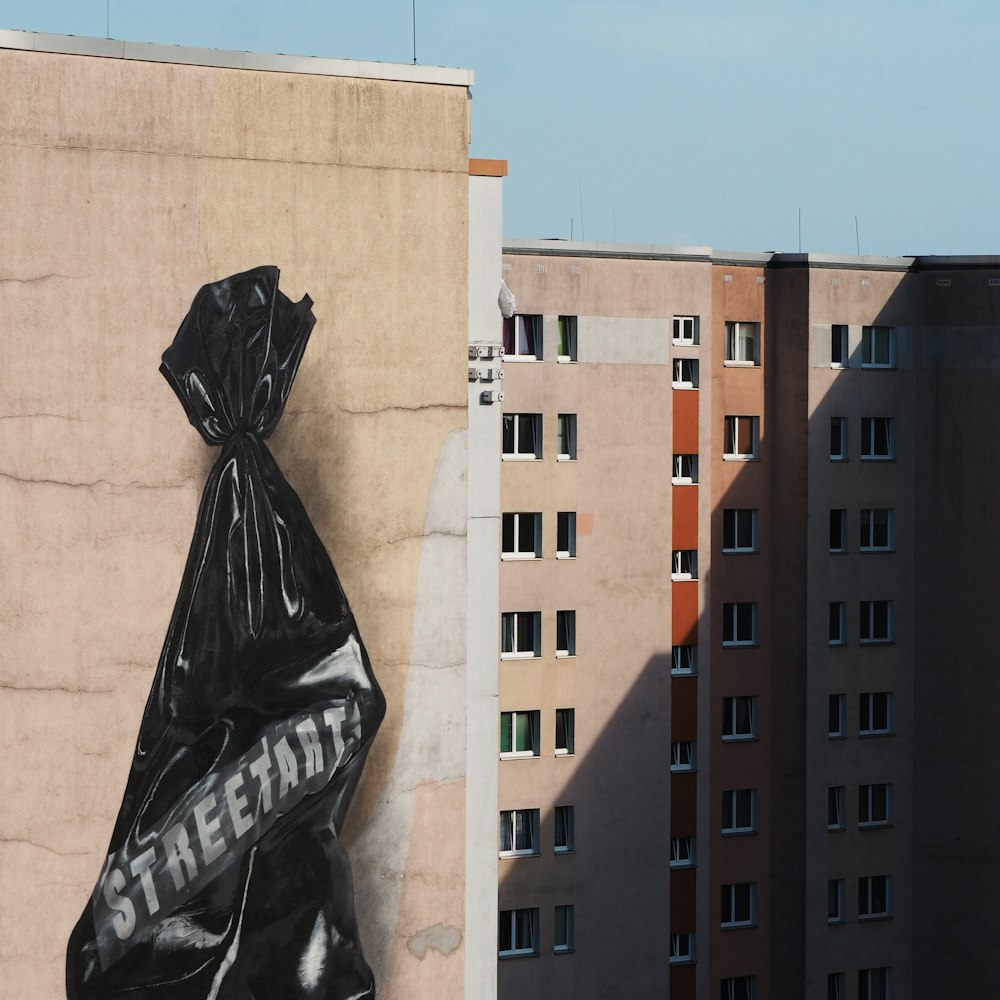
[502,413,542,460]
[720,882,757,929]
[724,321,761,366]
[724,415,760,460]
[557,315,577,362]
[501,512,541,560]
[500,710,540,758]
[669,931,695,964]
[553,904,574,953]
[498,808,540,858]
[860,417,895,461]
[721,975,756,1000]
[722,695,758,741]
[859,782,893,827]
[861,325,895,369]
[722,788,758,835]
[860,600,894,644]
[828,878,846,924]
[859,692,894,736]
[722,602,758,647]
[557,413,577,461]
[671,549,698,581]
[498,907,539,957]
[860,508,894,552]
[673,315,699,345]
[670,740,696,772]
[723,508,758,553]
[828,694,846,739]
[858,967,891,1000]
[829,508,847,553]
[669,835,695,868]
[672,453,699,484]
[671,644,697,675]
[554,804,574,853]
[858,874,892,920]
[829,602,847,646]
[672,357,699,389]
[556,511,577,559]
[501,611,541,659]
[556,609,576,658]
[504,314,543,361]
[830,416,848,461]
[555,708,575,756]
[828,785,846,831]
[831,324,848,368]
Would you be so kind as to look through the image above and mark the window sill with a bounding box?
[500,752,539,760]
[722,455,760,462]
[671,574,696,582]
[721,829,757,837]
[499,851,539,860]
[671,670,697,678]
[501,553,540,561]
[720,922,758,932]
[830,363,847,370]
[859,639,895,647]
[499,950,539,960]
[553,946,575,955]
[669,957,696,966]
[669,862,696,870]
[502,454,542,462]
[857,914,893,923]
[554,846,574,855]
[859,548,895,554]
[670,766,697,774]
[500,652,541,660]
[828,826,846,833]
[721,735,758,744]
[672,478,697,485]
[554,749,574,757]
[860,456,896,463]
[827,917,846,926]
[827,734,847,741]
[722,641,759,649]
[859,821,894,830]
[556,455,577,462]
[723,361,759,368]
[556,553,576,560]
[859,731,894,739]
[504,357,543,363]
[722,548,758,555]
[672,383,699,390]
[828,640,847,648]
[556,357,578,364]
[829,456,849,463]
[829,548,848,555]
[555,652,575,660]
[860,364,896,371]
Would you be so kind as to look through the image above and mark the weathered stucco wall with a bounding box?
[0,41,472,999]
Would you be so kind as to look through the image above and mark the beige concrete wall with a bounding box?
[0,44,471,999]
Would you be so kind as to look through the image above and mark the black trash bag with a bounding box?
[66,266,386,1000]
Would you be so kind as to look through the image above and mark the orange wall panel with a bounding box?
[671,581,698,645]
[672,485,698,548]
[672,389,699,453]
[671,676,697,738]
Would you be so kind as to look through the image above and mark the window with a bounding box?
[670,836,695,868]
[671,644,697,675]
[556,610,576,657]
[555,708,575,755]
[860,601,893,643]
[724,415,759,459]
[828,878,845,924]
[499,809,540,857]
[858,967,891,1000]
[830,417,848,460]
[554,805,574,853]
[557,512,577,558]
[557,413,577,460]
[722,789,757,834]
[829,509,847,553]
[669,931,695,964]
[557,316,577,362]
[503,314,542,360]
[831,325,848,367]
[721,976,756,1000]
[673,315,699,345]
[858,875,892,919]
[859,783,893,827]
[722,696,757,741]
[722,603,758,647]
[860,508,894,551]
[828,694,846,739]
[724,321,760,365]
[829,602,846,646]
[828,786,845,831]
[502,413,542,459]
[673,453,699,483]
[862,326,895,368]
[828,972,845,1000]
[673,358,700,388]
[672,549,698,580]
[671,740,696,771]
[553,904,574,952]
[500,711,539,758]
[498,907,538,957]
[501,611,541,658]
[502,512,541,559]
[720,882,756,928]
[861,417,895,460]
[860,692,894,736]
[723,508,758,553]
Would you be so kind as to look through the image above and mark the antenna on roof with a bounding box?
[412,0,417,64]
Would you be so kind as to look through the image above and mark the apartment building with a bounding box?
[495,241,1000,1000]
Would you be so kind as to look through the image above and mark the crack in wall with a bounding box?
[0,837,92,858]
[0,471,199,491]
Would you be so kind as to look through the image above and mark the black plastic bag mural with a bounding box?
[67,266,385,999]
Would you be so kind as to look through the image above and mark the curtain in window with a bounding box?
[501,613,514,654]
[515,711,534,752]
[555,807,568,848]
[517,316,538,356]
[518,415,537,455]
[500,713,512,754]
[502,317,514,355]
[514,810,532,851]
[558,414,576,458]
[499,813,512,853]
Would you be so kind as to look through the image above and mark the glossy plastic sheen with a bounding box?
[66,267,385,1000]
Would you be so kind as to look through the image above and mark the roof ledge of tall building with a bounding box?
[0,27,473,87]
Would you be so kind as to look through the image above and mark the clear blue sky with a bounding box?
[4,0,999,256]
